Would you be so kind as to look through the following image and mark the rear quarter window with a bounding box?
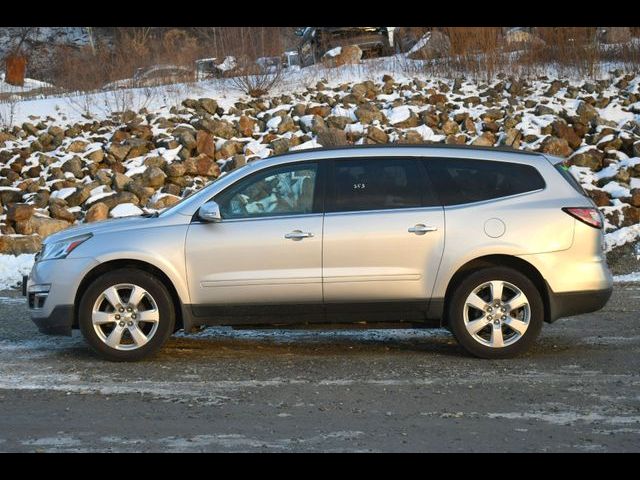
[424,158,546,206]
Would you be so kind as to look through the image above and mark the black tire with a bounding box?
[447,267,544,359]
[78,268,175,362]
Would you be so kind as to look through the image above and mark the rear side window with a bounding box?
[330,158,437,212]
[424,158,546,206]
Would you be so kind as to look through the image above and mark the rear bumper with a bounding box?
[32,305,74,336]
[547,285,612,323]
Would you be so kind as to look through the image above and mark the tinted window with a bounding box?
[216,163,318,219]
[424,158,545,206]
[332,158,433,212]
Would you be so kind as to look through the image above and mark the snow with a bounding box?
[110,203,143,218]
[325,47,342,58]
[605,224,640,252]
[49,187,76,200]
[266,116,282,130]
[614,272,640,282]
[0,254,35,290]
[601,181,630,198]
[387,106,411,125]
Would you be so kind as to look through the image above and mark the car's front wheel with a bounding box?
[447,267,544,359]
[78,268,175,361]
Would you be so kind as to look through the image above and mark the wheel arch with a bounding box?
[73,259,187,332]
[439,254,551,326]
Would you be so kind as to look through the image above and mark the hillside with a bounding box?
[1,63,640,286]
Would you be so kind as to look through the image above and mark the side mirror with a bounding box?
[198,201,222,223]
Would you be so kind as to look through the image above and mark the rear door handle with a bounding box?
[285,230,314,240]
[408,224,438,235]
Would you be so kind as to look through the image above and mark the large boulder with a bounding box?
[407,31,451,60]
[0,235,42,255]
[322,45,362,68]
[16,216,70,238]
[85,202,109,223]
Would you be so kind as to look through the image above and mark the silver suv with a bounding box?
[27,145,613,361]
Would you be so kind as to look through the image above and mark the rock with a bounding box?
[534,104,555,116]
[6,203,34,223]
[125,183,154,204]
[49,203,76,223]
[568,149,604,170]
[367,127,389,144]
[33,191,50,209]
[588,189,611,207]
[502,128,522,148]
[18,216,70,239]
[322,45,362,68]
[541,136,572,157]
[112,172,132,191]
[165,162,186,178]
[67,140,88,153]
[125,138,151,159]
[504,28,545,48]
[176,130,197,151]
[471,132,496,147]
[317,129,348,147]
[392,110,420,128]
[551,120,582,150]
[142,166,166,188]
[0,235,42,255]
[108,143,131,162]
[482,109,505,121]
[576,101,599,125]
[85,202,109,222]
[626,188,640,207]
[276,115,296,134]
[199,98,218,115]
[66,187,92,207]
[196,130,215,157]
[193,154,221,177]
[200,118,236,139]
[86,149,105,163]
[355,104,384,124]
[407,31,451,60]
[61,157,84,177]
[622,205,640,227]
[428,93,448,105]
[150,194,181,210]
[239,116,256,137]
[216,140,243,160]
[326,116,352,130]
[441,120,459,135]
[270,137,291,155]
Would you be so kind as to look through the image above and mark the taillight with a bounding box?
[562,207,603,229]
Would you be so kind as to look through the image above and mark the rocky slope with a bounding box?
[1,70,640,271]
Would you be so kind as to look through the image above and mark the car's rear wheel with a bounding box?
[79,268,175,362]
[447,267,544,359]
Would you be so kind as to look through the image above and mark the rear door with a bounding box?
[322,157,445,305]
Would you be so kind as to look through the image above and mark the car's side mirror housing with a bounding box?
[198,201,222,223]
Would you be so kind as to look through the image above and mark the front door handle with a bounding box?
[408,224,438,235]
[285,230,314,240]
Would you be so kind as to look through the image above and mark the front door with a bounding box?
[322,157,445,304]
[185,162,323,309]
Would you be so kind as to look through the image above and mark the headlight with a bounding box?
[40,233,93,261]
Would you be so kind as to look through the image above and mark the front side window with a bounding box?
[424,158,546,206]
[331,158,430,212]
[216,163,318,219]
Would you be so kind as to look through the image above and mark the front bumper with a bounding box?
[32,305,74,336]
[28,256,99,336]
